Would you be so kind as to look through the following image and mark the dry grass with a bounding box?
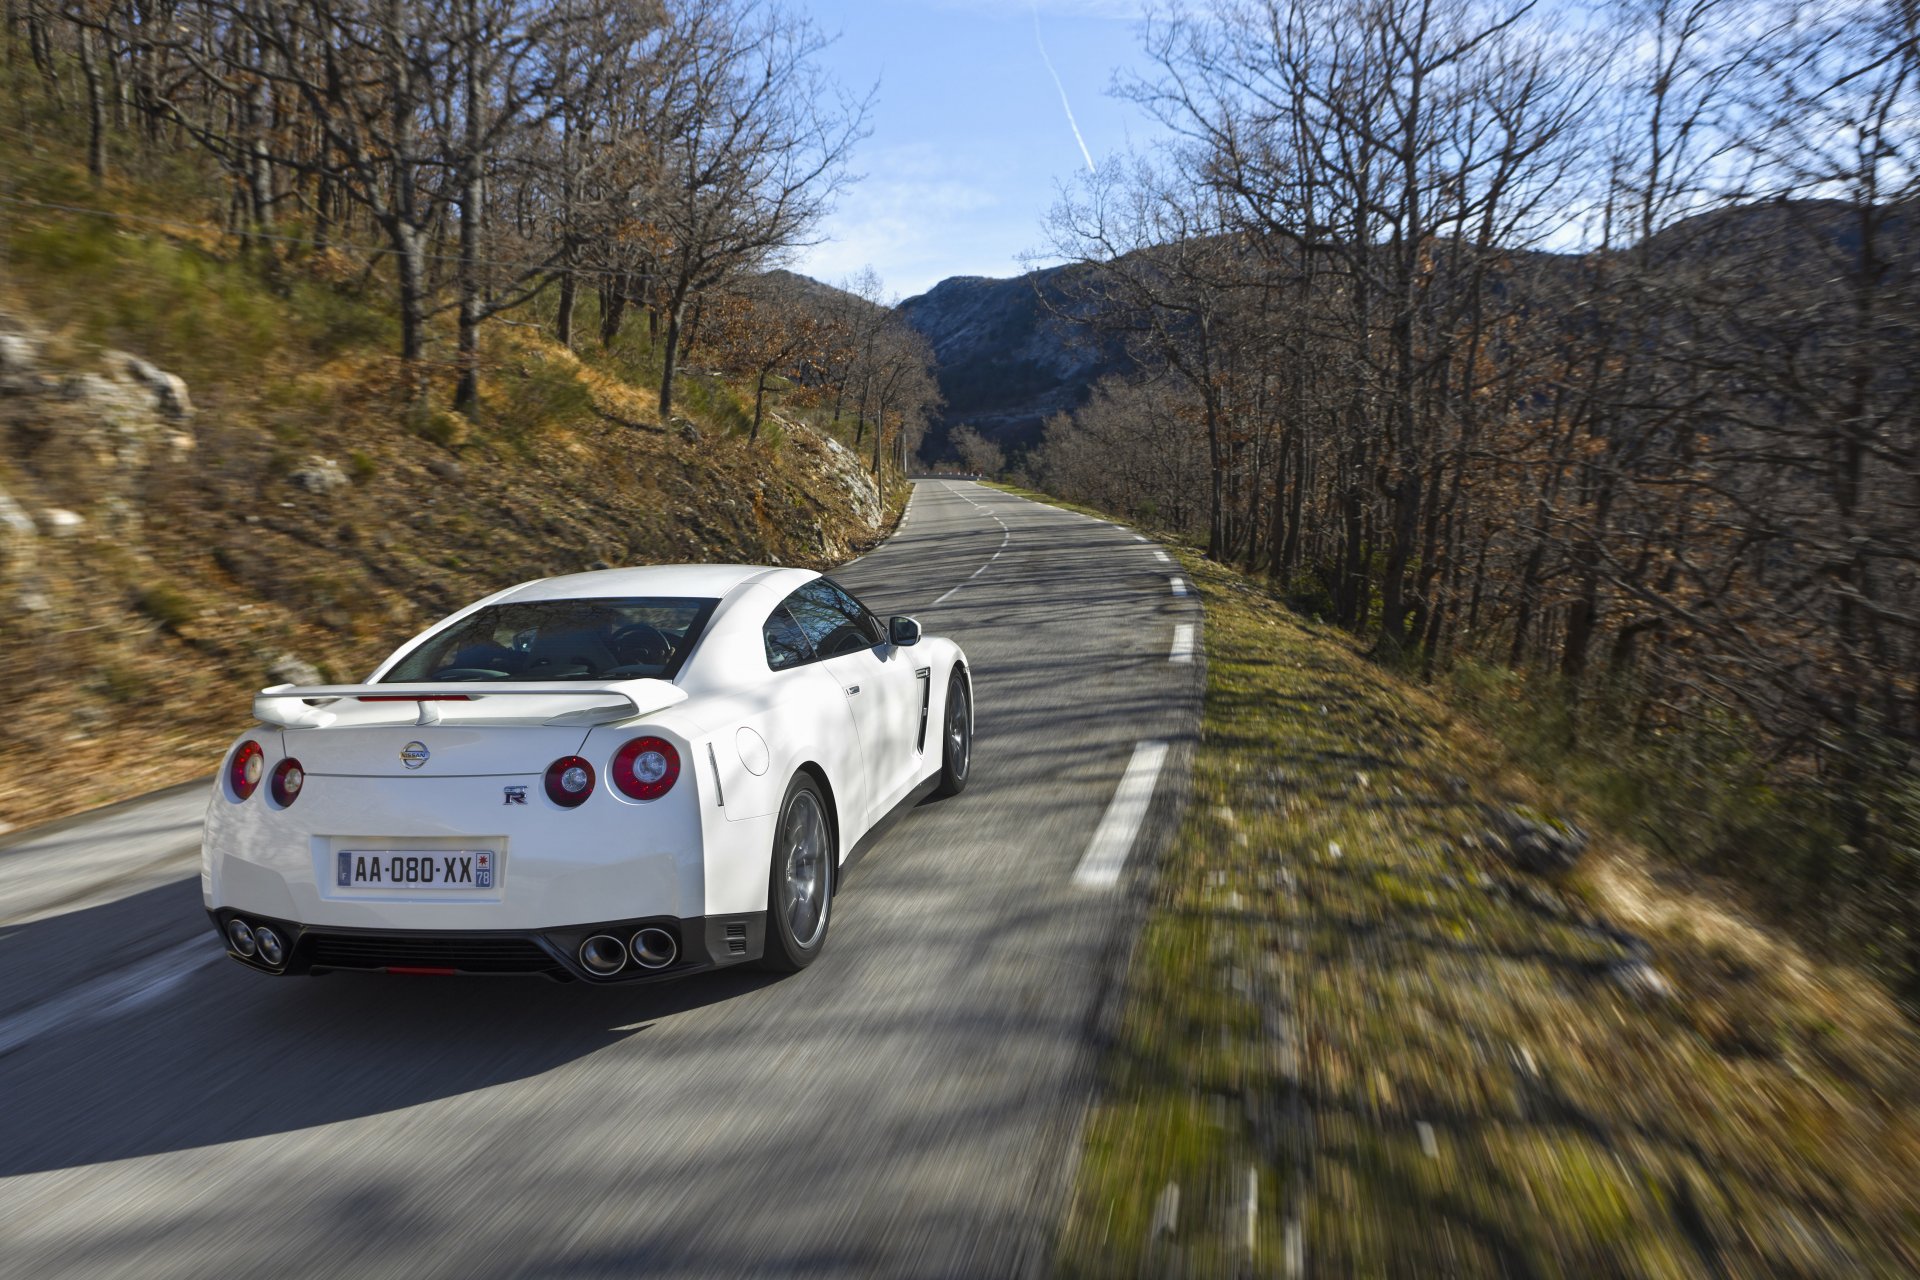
[1058,552,1920,1278]
[0,182,898,831]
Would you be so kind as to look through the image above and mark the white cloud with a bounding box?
[792,143,1037,296]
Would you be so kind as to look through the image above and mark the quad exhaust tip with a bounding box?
[579,934,627,976]
[630,927,678,971]
[227,917,287,967]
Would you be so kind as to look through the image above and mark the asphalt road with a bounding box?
[0,480,1201,1279]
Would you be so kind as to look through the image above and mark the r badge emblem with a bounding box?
[503,786,527,805]
[400,741,430,770]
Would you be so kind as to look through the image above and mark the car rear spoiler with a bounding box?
[252,681,688,730]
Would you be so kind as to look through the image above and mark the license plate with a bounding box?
[337,850,495,889]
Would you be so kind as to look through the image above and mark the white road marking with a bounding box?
[1073,740,1169,889]
[1152,550,1171,563]
[1169,576,1189,597]
[929,497,1011,608]
[1132,535,1148,542]
[1170,624,1195,664]
[0,937,218,1059]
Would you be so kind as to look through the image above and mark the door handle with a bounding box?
[846,684,861,695]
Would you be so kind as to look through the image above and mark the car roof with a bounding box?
[500,564,810,602]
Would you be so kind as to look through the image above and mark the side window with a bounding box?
[763,604,814,671]
[787,580,877,660]
[818,578,886,645]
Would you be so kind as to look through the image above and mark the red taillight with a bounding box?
[271,757,305,806]
[545,755,595,807]
[612,736,680,801]
[229,740,265,801]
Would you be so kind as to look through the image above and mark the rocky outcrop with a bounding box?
[0,314,196,583]
[1483,807,1590,877]
[289,455,349,495]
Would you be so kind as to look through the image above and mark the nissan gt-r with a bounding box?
[200,565,972,981]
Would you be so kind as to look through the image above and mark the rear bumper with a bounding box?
[208,908,767,983]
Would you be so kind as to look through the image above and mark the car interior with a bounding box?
[381,598,718,683]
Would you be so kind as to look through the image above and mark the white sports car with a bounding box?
[201,565,972,981]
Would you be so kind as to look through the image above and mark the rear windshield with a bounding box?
[382,597,718,683]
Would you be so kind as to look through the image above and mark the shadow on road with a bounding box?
[0,884,784,1177]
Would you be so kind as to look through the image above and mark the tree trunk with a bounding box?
[600,279,628,347]
[77,25,106,182]
[658,301,684,419]
[391,222,428,391]
[750,370,769,443]
[555,270,576,348]
[453,14,483,415]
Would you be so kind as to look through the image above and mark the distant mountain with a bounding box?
[896,264,1125,462]
[760,269,884,319]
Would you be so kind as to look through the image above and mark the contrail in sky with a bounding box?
[1031,6,1096,174]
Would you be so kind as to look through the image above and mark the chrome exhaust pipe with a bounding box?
[226,918,257,957]
[254,925,287,967]
[630,927,678,971]
[578,934,627,976]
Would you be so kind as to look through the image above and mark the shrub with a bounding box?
[138,584,198,630]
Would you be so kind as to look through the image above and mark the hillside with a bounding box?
[0,184,892,832]
[896,264,1124,460]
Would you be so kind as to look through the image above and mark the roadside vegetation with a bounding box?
[1016,0,1919,1005]
[1057,546,1920,1277]
[0,10,939,830]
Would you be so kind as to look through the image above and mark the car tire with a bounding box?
[932,669,971,798]
[756,772,834,972]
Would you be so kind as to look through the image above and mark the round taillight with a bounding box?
[612,736,680,801]
[271,758,305,806]
[545,755,595,807]
[230,740,265,801]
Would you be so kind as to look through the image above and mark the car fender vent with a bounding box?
[726,922,748,955]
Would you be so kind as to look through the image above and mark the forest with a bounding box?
[1031,0,1919,995]
[3,0,940,473]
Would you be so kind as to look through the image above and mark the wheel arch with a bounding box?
[791,761,843,865]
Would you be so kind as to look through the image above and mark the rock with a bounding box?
[40,507,85,537]
[1609,959,1675,1003]
[0,486,35,540]
[114,351,193,418]
[60,371,147,415]
[672,417,701,443]
[1149,1181,1180,1240]
[267,654,323,688]
[0,331,38,377]
[1486,808,1588,876]
[426,458,463,483]
[289,455,349,494]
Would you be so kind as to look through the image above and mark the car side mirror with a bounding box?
[888,615,922,647]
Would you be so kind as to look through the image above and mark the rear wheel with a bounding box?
[932,669,971,798]
[757,773,833,971]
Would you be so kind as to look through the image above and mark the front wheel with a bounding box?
[932,669,971,798]
[756,773,834,972]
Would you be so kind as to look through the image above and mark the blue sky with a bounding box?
[791,1,1162,300]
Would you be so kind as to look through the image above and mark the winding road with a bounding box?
[0,480,1200,1279]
